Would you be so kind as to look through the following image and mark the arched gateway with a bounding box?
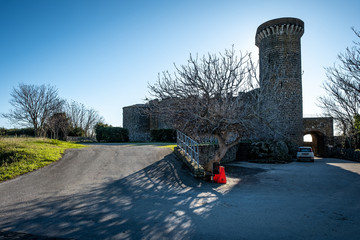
[303,117,334,156]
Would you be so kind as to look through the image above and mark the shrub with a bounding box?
[68,127,86,137]
[2,128,35,137]
[249,140,292,163]
[95,123,129,142]
[150,129,176,142]
[0,128,6,136]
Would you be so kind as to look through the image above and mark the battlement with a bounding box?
[255,17,304,46]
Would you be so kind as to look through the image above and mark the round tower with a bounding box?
[255,17,304,145]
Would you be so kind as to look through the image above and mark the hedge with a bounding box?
[95,124,129,142]
[150,129,176,142]
[0,128,35,137]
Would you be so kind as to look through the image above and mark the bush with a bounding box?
[2,128,35,137]
[68,127,86,137]
[0,128,6,136]
[249,140,292,163]
[150,129,176,142]
[95,123,129,142]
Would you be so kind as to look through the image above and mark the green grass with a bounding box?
[125,142,177,150]
[0,137,86,182]
[157,144,177,150]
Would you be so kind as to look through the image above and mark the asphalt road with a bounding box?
[1,144,360,240]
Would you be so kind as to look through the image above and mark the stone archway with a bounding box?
[303,131,325,157]
[303,117,334,157]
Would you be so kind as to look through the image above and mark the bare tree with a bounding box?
[148,47,277,172]
[65,100,104,137]
[2,84,64,137]
[47,112,70,140]
[318,28,360,141]
[65,100,86,130]
[83,107,104,136]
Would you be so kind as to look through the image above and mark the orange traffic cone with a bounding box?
[218,166,227,184]
[214,166,226,184]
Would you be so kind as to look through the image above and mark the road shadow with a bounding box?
[223,164,267,184]
[0,153,245,239]
[2,155,360,239]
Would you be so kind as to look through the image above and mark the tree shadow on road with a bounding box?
[0,153,258,240]
[2,156,360,239]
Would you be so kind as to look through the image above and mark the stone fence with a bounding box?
[65,136,97,142]
[328,147,360,162]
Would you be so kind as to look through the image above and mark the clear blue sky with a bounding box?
[0,0,359,128]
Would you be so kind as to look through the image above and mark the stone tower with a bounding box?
[255,17,304,145]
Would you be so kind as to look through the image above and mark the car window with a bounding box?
[299,148,311,152]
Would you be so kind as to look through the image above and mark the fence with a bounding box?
[328,147,360,162]
[65,136,97,142]
[176,130,200,167]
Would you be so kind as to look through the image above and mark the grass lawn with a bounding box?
[123,142,177,150]
[0,137,85,182]
[157,144,177,151]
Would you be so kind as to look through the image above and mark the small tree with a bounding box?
[318,28,360,146]
[0,128,6,136]
[2,84,64,137]
[94,122,109,141]
[65,100,104,137]
[47,112,70,140]
[68,127,86,137]
[148,47,270,172]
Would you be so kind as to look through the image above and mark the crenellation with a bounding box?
[255,18,304,47]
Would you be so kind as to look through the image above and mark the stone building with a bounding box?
[123,17,334,156]
[123,104,150,141]
[123,102,172,141]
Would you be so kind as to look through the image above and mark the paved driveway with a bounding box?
[0,144,360,239]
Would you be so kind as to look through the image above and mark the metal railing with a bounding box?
[177,130,200,167]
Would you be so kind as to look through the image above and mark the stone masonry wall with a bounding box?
[256,18,304,145]
[303,117,334,137]
[123,104,150,141]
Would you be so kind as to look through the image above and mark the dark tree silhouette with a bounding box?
[2,84,64,137]
[318,28,360,142]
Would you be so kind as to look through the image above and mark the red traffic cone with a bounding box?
[214,166,226,184]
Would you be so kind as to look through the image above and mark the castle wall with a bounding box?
[123,104,151,141]
[303,117,334,137]
[123,18,334,151]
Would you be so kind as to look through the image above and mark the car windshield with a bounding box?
[299,148,311,152]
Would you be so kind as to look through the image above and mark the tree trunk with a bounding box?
[204,145,229,173]
[204,134,241,173]
[204,135,229,173]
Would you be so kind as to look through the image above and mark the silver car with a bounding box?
[297,146,314,162]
